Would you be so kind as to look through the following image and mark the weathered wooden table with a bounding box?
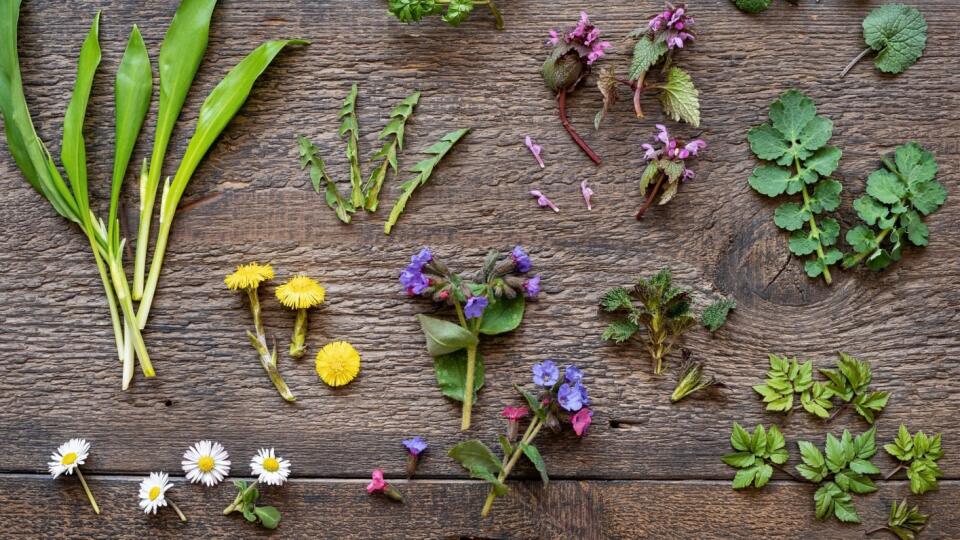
[1,0,957,538]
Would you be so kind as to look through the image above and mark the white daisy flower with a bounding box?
[250,448,291,486]
[182,440,231,486]
[48,438,90,479]
[138,472,172,515]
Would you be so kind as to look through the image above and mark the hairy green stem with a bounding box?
[224,480,258,514]
[481,417,543,517]
[843,227,891,268]
[290,309,308,358]
[794,156,832,285]
[461,343,478,431]
[246,288,295,402]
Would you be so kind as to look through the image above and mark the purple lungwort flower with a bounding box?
[557,382,585,412]
[525,136,545,168]
[399,247,432,296]
[580,180,594,210]
[547,12,612,65]
[530,190,560,212]
[564,365,583,384]
[532,360,560,387]
[523,274,541,299]
[402,437,428,457]
[463,296,489,320]
[511,246,532,273]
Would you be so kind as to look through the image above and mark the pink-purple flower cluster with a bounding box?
[526,362,593,436]
[647,3,696,49]
[641,124,706,181]
[399,247,432,296]
[547,11,611,65]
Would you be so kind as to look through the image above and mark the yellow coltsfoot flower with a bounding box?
[275,275,326,358]
[225,263,275,291]
[315,341,361,387]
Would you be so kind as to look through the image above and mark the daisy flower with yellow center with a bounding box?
[138,472,187,521]
[251,448,291,486]
[224,263,275,291]
[182,440,231,487]
[315,341,361,387]
[275,275,326,358]
[48,438,99,514]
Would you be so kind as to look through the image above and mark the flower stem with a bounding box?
[884,463,906,481]
[842,227,892,268]
[825,402,847,422]
[461,343,478,431]
[290,309,308,358]
[558,88,602,165]
[224,481,258,514]
[636,172,666,220]
[247,289,296,402]
[481,417,544,517]
[75,468,100,515]
[865,527,891,537]
[794,156,833,285]
[840,47,873,78]
[169,498,188,522]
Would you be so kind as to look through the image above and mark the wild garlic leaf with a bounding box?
[723,422,787,490]
[731,0,773,14]
[887,499,929,540]
[385,128,470,234]
[844,143,945,271]
[658,67,700,127]
[884,424,944,495]
[862,4,927,74]
[819,353,889,423]
[747,90,843,284]
[700,298,735,333]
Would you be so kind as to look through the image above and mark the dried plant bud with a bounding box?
[671,349,722,402]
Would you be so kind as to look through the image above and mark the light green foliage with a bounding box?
[747,90,843,284]
[885,499,929,540]
[387,0,504,29]
[448,440,507,494]
[820,353,889,424]
[297,135,353,223]
[363,91,420,211]
[796,427,880,523]
[659,67,701,127]
[753,354,834,418]
[862,4,927,74]
[884,425,944,495]
[722,423,788,489]
[629,35,668,80]
[232,480,281,529]
[599,269,696,374]
[843,143,946,271]
[385,128,470,234]
[433,349,485,403]
[700,298,735,333]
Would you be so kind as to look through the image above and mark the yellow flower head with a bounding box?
[315,341,361,387]
[225,263,274,290]
[275,275,326,309]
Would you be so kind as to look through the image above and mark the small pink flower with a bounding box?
[367,469,386,493]
[571,408,593,437]
[501,406,530,421]
[641,143,658,161]
[682,168,695,181]
[530,190,559,212]
[525,136,545,168]
[580,180,594,210]
[684,139,706,156]
[547,29,560,46]
[655,124,670,144]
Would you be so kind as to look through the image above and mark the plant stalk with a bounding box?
[840,47,872,78]
[169,499,188,522]
[481,417,543,517]
[884,463,905,481]
[246,288,295,402]
[224,481,258,514]
[75,468,100,515]
[84,232,125,363]
[558,88,601,165]
[462,343,478,431]
[795,156,832,285]
[636,172,666,220]
[290,309,308,358]
[136,195,173,328]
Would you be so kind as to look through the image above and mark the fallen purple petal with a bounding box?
[530,190,560,212]
[580,180,594,210]
[525,136,545,168]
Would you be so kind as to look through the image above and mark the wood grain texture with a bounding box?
[0,0,957,537]
[4,476,958,539]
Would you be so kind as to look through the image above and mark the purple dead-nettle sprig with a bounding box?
[580,180,594,210]
[530,190,560,212]
[401,247,540,431]
[402,437,428,478]
[525,136,545,168]
[635,124,705,219]
[450,362,594,518]
[595,2,701,129]
[541,12,610,165]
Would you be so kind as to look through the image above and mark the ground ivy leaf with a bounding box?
[862,4,928,74]
[749,165,791,197]
[658,66,700,126]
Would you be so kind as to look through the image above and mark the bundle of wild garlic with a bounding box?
[0,0,304,388]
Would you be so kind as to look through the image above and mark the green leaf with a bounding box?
[866,169,906,205]
[601,320,639,343]
[862,4,927,74]
[789,231,819,256]
[700,298,735,333]
[629,35,668,80]
[768,89,816,148]
[731,422,752,452]
[498,435,513,457]
[479,294,525,335]
[388,0,443,23]
[722,452,756,468]
[811,179,842,213]
[849,459,880,476]
[732,466,758,490]
[909,180,947,216]
[774,202,809,231]
[254,505,281,529]
[449,440,506,493]
[748,124,790,161]
[515,384,546,420]
[853,426,878,459]
[754,463,773,488]
[417,314,478,356]
[297,135,354,223]
[825,433,847,473]
[853,196,889,226]
[337,84,364,207]
[814,482,840,520]
[732,0,772,13]
[385,128,470,234]
[60,12,101,217]
[521,443,549,486]
[434,349,484,403]
[441,0,474,26]
[835,470,877,494]
[832,494,860,523]
[748,166,792,197]
[600,287,634,312]
[845,225,877,253]
[805,146,842,177]
[658,67,700,126]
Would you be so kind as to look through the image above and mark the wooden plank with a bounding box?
[0,0,957,490]
[3,476,957,539]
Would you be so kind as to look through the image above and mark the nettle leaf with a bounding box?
[731,0,773,14]
[479,294,525,336]
[417,314,478,356]
[862,4,927,74]
[747,90,843,285]
[601,320,640,343]
[700,298,735,333]
[658,67,700,126]
[434,349,484,403]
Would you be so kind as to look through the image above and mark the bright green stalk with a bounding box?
[137,39,308,328]
[133,0,217,300]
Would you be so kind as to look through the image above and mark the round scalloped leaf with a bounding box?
[748,165,792,197]
[909,180,947,216]
[863,4,927,74]
[773,202,809,231]
[748,124,789,161]
[805,146,842,177]
[789,231,818,256]
[811,179,842,213]
[853,195,889,226]
[819,217,840,246]
[866,169,906,205]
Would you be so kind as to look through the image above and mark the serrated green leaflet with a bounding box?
[884,424,943,495]
[629,35,667,80]
[886,499,929,540]
[657,67,700,127]
[723,423,787,490]
[731,0,772,13]
[798,427,880,523]
[819,353,889,423]
[700,298,735,333]
[363,91,420,211]
[338,83,364,207]
[746,90,843,284]
[297,135,354,223]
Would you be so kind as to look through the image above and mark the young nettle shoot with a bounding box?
[387,0,504,30]
[671,349,723,402]
[596,3,701,129]
[841,4,927,77]
[866,499,929,538]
